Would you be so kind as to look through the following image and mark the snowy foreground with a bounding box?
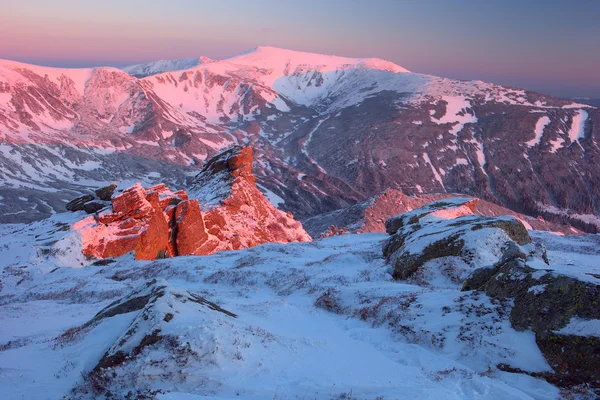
[1,213,599,399]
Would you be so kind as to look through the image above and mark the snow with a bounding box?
[545,110,589,152]
[431,96,477,135]
[473,139,488,176]
[122,57,214,77]
[2,215,584,399]
[0,47,595,156]
[0,59,94,94]
[529,231,600,285]
[556,317,600,337]
[526,116,550,147]
[256,184,285,207]
[137,140,161,147]
[535,203,600,230]
[516,217,533,230]
[562,102,591,109]
[567,109,588,144]
[422,153,445,189]
[549,136,564,153]
[527,284,547,295]
[300,118,328,173]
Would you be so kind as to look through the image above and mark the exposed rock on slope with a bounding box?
[304,189,580,237]
[74,183,186,260]
[382,199,600,388]
[65,183,116,214]
[189,146,311,250]
[74,146,310,260]
[64,281,239,398]
[382,198,532,280]
[465,254,600,388]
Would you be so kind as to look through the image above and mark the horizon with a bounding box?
[1,0,599,99]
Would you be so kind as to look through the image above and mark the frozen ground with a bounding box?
[0,214,598,399]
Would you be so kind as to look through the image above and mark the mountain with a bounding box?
[0,46,598,230]
[570,97,600,107]
[121,56,215,78]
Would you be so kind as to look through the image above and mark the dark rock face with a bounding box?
[95,183,117,201]
[65,195,94,212]
[383,199,600,389]
[82,201,106,214]
[466,258,600,388]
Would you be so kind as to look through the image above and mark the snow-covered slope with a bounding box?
[1,202,599,398]
[122,56,215,78]
[0,47,598,231]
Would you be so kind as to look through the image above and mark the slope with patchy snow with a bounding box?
[0,46,598,231]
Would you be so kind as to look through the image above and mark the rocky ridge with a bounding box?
[73,146,310,260]
[304,189,581,238]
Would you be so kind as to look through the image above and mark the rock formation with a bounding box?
[382,198,600,388]
[73,146,310,260]
[189,146,311,250]
[304,189,581,237]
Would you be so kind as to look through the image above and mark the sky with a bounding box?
[1,0,599,98]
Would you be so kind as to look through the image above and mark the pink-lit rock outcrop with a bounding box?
[74,146,311,260]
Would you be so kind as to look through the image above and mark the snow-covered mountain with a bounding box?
[121,56,215,78]
[0,46,598,230]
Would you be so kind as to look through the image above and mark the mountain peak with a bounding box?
[225,46,410,73]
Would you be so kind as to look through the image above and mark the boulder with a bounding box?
[384,197,479,235]
[83,201,106,214]
[174,199,217,256]
[465,256,600,388]
[95,183,117,201]
[67,281,237,397]
[189,146,311,251]
[382,198,531,281]
[74,184,178,260]
[66,194,94,212]
[383,198,600,388]
[111,184,154,217]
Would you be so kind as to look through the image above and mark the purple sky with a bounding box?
[1,0,599,98]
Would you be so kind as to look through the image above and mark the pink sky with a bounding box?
[1,0,599,98]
